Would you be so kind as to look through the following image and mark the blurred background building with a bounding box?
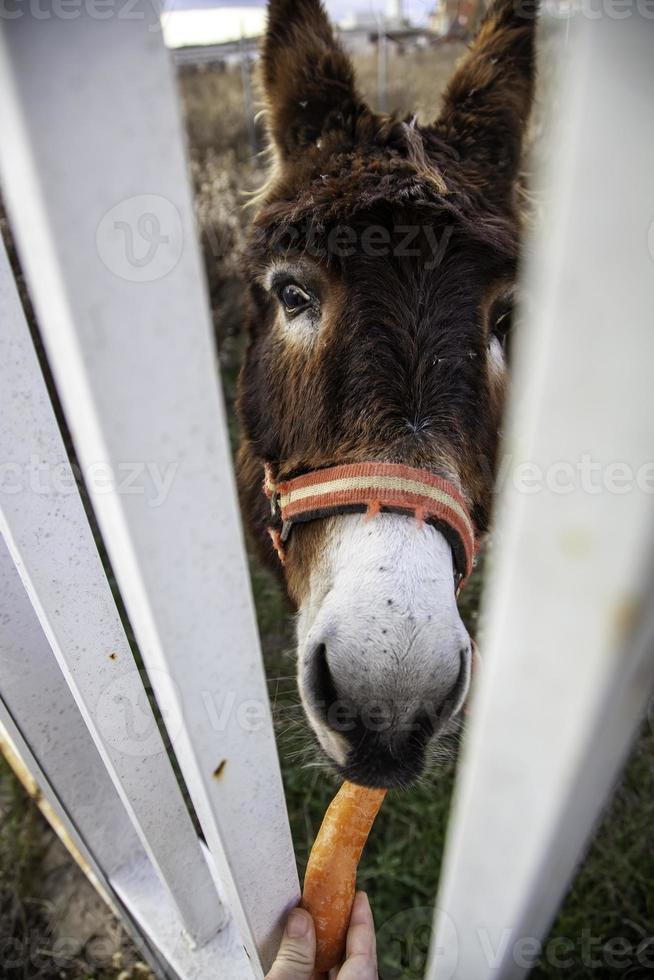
[162,0,481,53]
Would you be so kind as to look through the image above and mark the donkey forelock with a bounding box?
[237,0,538,787]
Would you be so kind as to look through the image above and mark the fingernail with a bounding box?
[355,891,370,911]
[287,909,310,939]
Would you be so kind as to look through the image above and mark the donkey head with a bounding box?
[238,0,537,787]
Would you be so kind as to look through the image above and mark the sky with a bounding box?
[330,0,433,20]
[164,0,434,25]
[162,0,435,47]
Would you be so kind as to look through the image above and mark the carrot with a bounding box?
[301,781,387,973]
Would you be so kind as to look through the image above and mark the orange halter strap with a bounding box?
[264,461,477,586]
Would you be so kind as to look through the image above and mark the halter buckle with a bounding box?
[280,520,292,543]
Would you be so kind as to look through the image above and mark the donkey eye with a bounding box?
[280,283,312,317]
[490,298,514,344]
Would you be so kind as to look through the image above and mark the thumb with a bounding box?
[265,908,316,980]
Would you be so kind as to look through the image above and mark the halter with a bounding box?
[264,461,477,588]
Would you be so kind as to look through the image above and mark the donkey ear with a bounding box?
[431,0,539,204]
[262,0,362,161]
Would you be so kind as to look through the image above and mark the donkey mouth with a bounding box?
[302,641,472,790]
[335,710,439,790]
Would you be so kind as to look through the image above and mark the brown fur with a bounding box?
[237,0,538,604]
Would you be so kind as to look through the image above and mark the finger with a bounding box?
[336,953,378,979]
[265,908,316,980]
[345,892,376,964]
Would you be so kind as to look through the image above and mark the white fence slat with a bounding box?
[0,536,171,976]
[111,851,255,980]
[0,233,225,947]
[0,550,254,980]
[0,10,298,973]
[0,534,142,882]
[428,12,654,980]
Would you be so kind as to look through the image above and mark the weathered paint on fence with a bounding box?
[0,234,224,946]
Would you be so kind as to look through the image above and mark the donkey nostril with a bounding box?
[307,642,340,722]
[415,646,471,733]
[407,707,435,749]
[438,645,472,721]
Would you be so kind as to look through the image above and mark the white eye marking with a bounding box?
[263,263,323,346]
[488,334,506,391]
[489,334,505,370]
[274,305,320,347]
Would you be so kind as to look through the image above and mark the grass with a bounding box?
[1,37,652,980]
[0,755,153,980]
[251,554,654,979]
[0,755,51,979]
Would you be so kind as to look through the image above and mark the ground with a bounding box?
[1,36,653,980]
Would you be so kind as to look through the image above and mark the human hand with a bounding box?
[265,891,378,980]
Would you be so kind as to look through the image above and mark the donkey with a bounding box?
[237,0,538,788]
